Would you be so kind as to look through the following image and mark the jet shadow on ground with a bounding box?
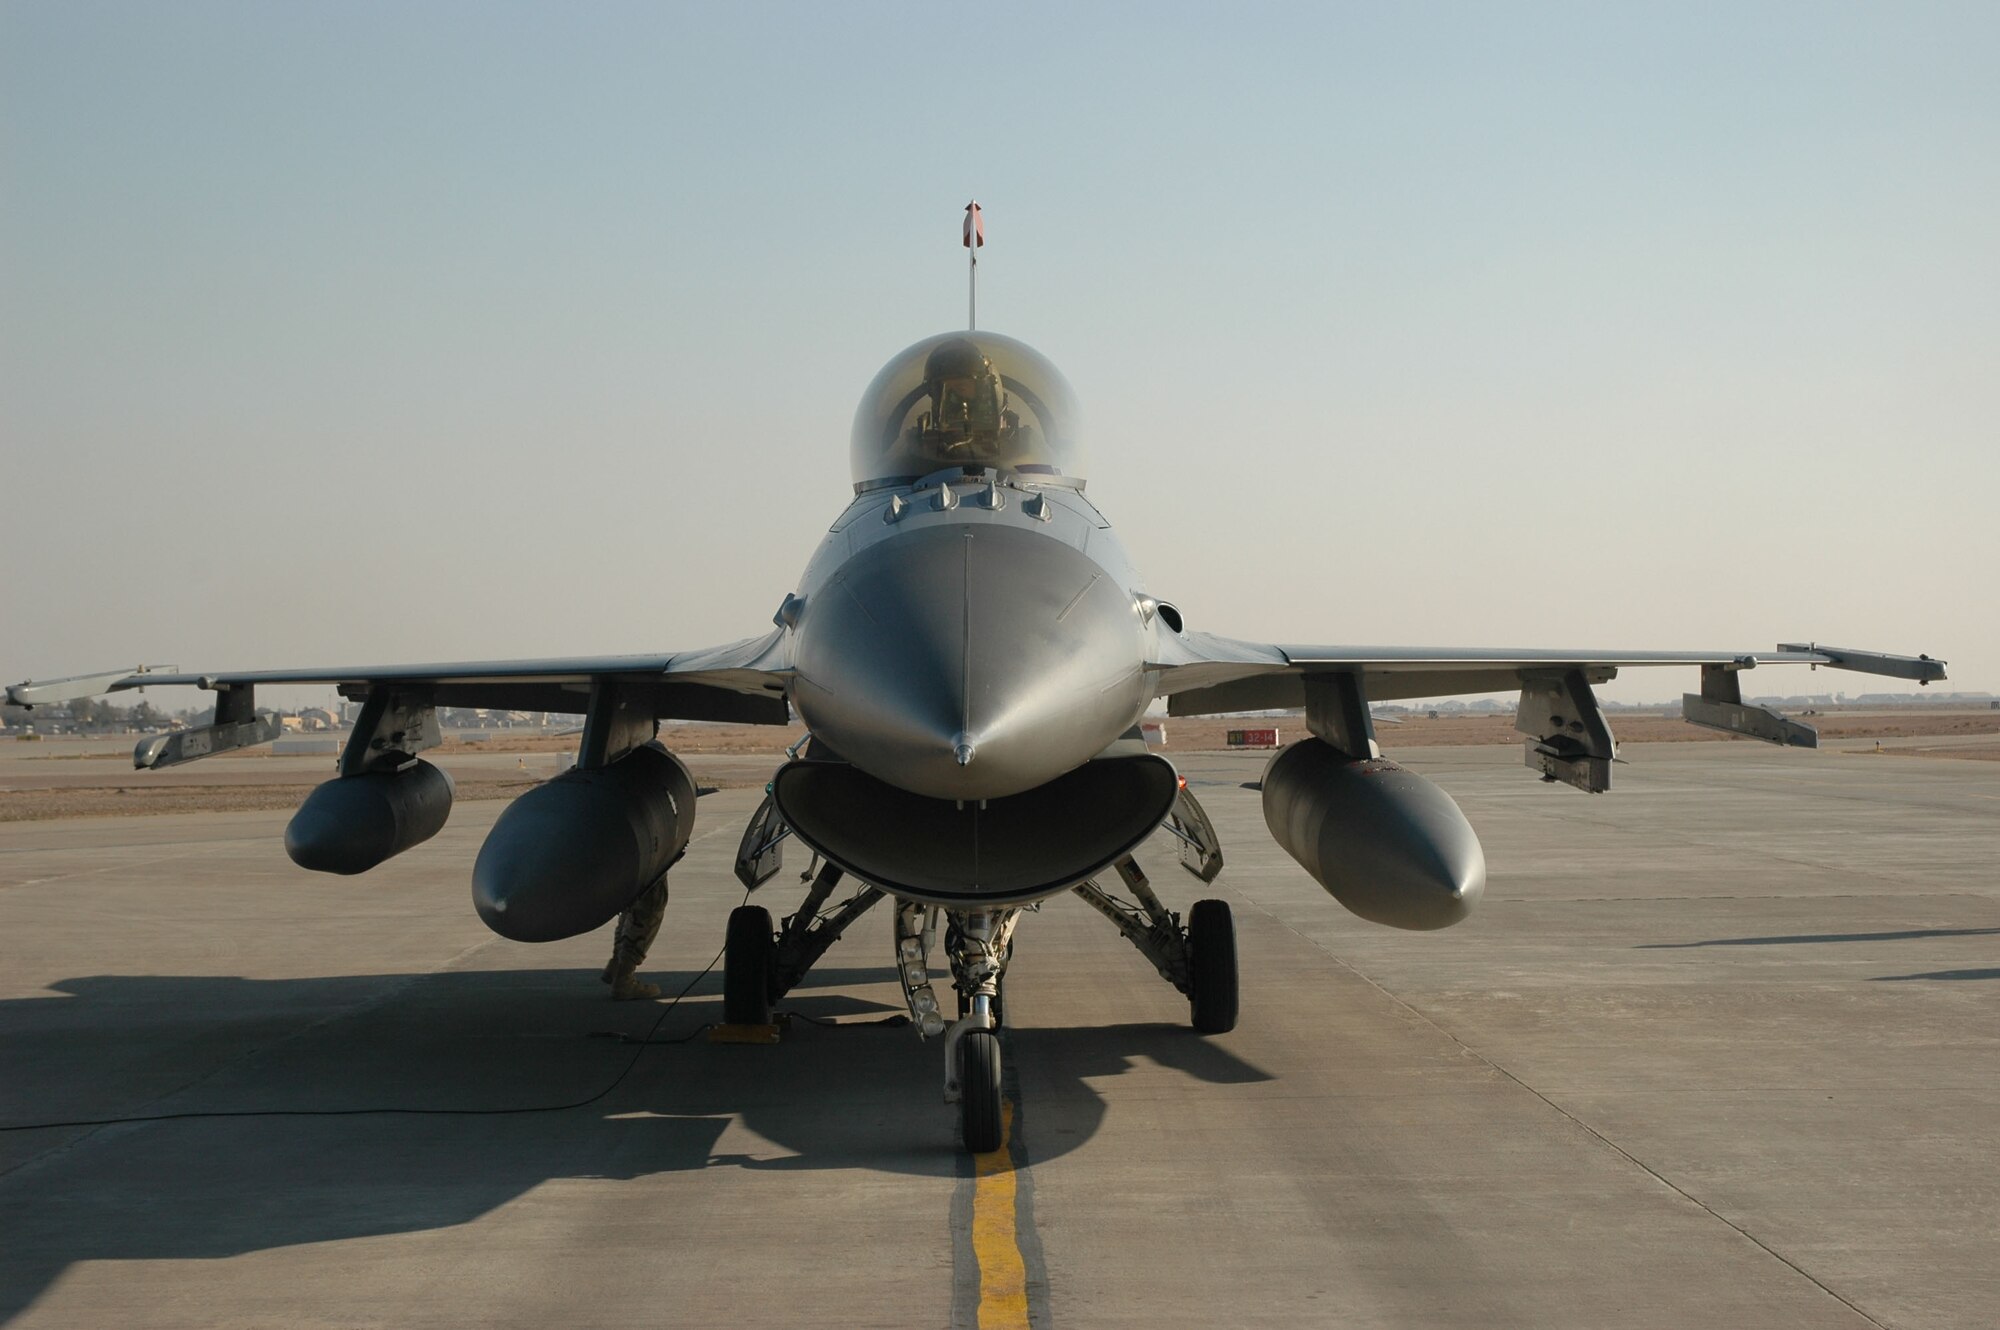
[1637,927,2000,949]
[0,966,1271,1323]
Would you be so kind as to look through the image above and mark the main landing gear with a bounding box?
[723,861,886,1027]
[1070,856,1239,1034]
[1186,896,1239,1034]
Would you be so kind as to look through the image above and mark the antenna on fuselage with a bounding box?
[963,200,984,330]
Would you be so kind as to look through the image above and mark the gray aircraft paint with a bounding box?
[3,329,1948,925]
[789,482,1155,803]
[0,322,1955,1152]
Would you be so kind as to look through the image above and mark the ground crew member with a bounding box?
[600,875,668,1000]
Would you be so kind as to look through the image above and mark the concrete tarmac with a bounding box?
[1,743,1995,1328]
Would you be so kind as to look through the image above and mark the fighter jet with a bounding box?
[8,328,1946,1152]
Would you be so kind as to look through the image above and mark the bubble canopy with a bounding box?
[850,331,1084,490]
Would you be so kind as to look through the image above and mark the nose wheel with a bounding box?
[921,908,1019,1151]
[958,1028,1003,1153]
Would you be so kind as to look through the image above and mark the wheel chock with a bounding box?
[708,1017,786,1044]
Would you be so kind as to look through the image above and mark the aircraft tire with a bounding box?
[1187,898,1239,1034]
[724,904,776,1025]
[960,1029,1004,1153]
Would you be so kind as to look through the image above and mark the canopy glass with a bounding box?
[850,331,1084,488]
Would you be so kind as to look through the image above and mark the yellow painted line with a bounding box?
[970,1099,1030,1330]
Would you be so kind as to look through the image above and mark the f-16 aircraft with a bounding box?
[8,328,1946,1152]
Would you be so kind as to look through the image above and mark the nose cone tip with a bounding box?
[952,734,976,767]
[1440,848,1487,917]
[1374,811,1486,928]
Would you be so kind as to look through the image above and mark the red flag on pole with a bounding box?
[963,201,984,248]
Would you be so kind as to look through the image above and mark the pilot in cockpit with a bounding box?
[910,339,1033,461]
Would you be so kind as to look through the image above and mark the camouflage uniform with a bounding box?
[600,875,668,1000]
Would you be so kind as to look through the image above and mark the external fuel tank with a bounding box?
[1261,738,1485,930]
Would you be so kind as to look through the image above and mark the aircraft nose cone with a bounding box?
[791,520,1149,800]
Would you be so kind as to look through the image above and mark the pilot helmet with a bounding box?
[922,338,1006,440]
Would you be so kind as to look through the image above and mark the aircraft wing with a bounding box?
[1148,631,1947,789]
[6,632,794,769]
[1151,634,1946,709]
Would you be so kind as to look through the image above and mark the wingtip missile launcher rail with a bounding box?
[1775,643,1948,684]
[2,664,180,709]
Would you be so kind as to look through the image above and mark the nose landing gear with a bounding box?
[896,905,1019,1152]
[957,1027,1004,1153]
[730,811,1234,1154]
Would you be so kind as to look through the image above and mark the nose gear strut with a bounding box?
[893,905,1019,1152]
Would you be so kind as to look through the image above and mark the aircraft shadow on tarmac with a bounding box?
[1633,929,2000,982]
[0,968,1271,1322]
[1637,926,2000,949]
[1634,927,2000,981]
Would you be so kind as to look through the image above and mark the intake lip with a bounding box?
[771,753,1179,906]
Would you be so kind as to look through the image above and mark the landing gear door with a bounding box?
[734,792,790,891]
[1170,781,1225,884]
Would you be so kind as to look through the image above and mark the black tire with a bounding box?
[724,905,776,1025]
[960,1029,1004,1153]
[1187,898,1239,1034]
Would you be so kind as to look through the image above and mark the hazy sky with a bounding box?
[4,2,1994,708]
